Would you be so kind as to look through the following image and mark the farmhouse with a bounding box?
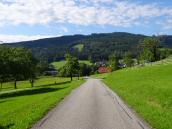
[98,66,111,73]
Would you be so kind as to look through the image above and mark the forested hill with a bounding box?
[159,35,172,48]
[3,32,172,62]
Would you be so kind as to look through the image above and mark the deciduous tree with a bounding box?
[108,54,119,71]
[65,54,80,81]
[124,52,134,67]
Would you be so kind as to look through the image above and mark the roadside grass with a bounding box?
[91,72,110,79]
[102,64,172,129]
[0,77,84,129]
[51,60,92,70]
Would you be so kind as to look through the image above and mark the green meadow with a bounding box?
[73,44,84,52]
[0,76,68,92]
[51,60,92,70]
[100,63,172,129]
[0,77,84,129]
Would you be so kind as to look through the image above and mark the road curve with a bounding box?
[32,79,151,129]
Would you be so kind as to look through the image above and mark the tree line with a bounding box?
[108,37,172,71]
[0,46,38,89]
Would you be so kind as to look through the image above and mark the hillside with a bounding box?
[95,58,172,129]
[2,32,172,62]
[5,35,87,62]
[3,32,146,62]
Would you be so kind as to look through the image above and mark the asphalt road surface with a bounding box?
[32,78,151,129]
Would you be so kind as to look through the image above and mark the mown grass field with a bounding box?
[100,63,172,129]
[51,60,92,70]
[0,77,84,129]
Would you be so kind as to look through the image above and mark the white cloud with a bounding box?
[0,0,171,27]
[60,26,69,33]
[161,19,172,30]
[0,34,57,43]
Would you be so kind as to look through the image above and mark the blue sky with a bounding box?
[0,0,172,43]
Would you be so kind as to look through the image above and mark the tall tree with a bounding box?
[72,57,80,80]
[124,52,134,67]
[0,46,11,90]
[108,54,119,71]
[10,48,37,88]
[79,63,92,77]
[0,46,38,89]
[140,49,154,63]
[142,37,160,62]
[27,52,38,87]
[65,54,79,81]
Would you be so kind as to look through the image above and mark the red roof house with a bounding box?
[98,66,112,73]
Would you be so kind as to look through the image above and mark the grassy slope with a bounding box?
[102,64,172,129]
[0,77,84,129]
[51,60,92,70]
[147,55,172,66]
[73,44,84,52]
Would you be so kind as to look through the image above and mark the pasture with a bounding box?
[102,64,172,129]
[51,60,92,70]
[0,77,84,129]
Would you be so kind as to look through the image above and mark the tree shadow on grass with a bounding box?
[0,81,71,90]
[0,87,67,99]
[0,100,8,104]
[36,81,71,88]
[0,123,14,129]
[0,86,12,90]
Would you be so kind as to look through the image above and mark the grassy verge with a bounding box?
[91,73,110,79]
[102,64,172,129]
[0,77,84,129]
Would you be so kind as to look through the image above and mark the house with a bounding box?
[98,66,112,73]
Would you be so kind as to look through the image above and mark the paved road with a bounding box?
[32,79,151,129]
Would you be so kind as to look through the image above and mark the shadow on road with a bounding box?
[0,87,67,99]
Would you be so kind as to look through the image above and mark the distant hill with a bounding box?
[159,35,172,48]
[2,32,172,62]
[5,35,87,62]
